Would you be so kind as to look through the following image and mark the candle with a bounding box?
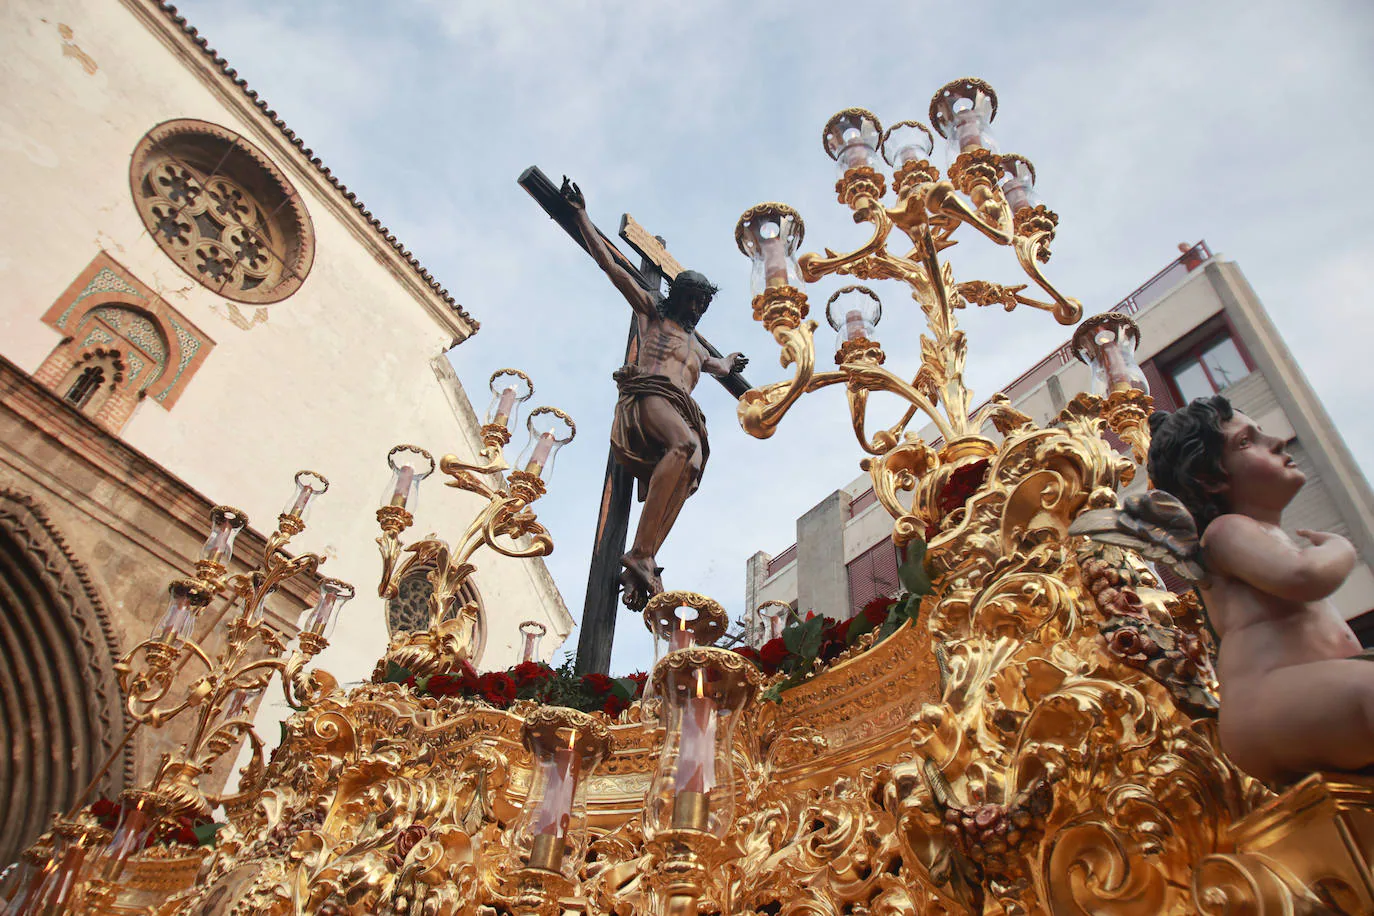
[305,592,336,635]
[953,110,983,152]
[671,670,716,831]
[760,234,789,288]
[520,626,543,663]
[223,687,258,721]
[845,309,867,342]
[493,386,518,427]
[389,466,415,508]
[1096,330,1132,391]
[675,670,717,795]
[1003,177,1031,213]
[840,143,869,171]
[529,732,579,870]
[524,431,557,476]
[287,486,312,518]
[202,526,232,564]
[669,613,692,652]
[765,609,786,641]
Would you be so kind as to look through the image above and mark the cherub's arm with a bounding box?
[1204,515,1356,602]
[561,177,656,318]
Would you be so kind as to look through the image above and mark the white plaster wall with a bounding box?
[753,561,798,609]
[843,503,896,564]
[0,0,571,689]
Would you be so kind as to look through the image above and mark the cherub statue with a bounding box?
[1072,395,1362,782]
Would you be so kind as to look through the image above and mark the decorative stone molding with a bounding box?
[0,489,131,865]
[130,118,315,304]
[36,251,215,430]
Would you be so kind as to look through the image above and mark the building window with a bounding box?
[845,539,901,619]
[386,563,487,663]
[129,119,314,304]
[64,366,105,408]
[36,253,214,432]
[1163,329,1253,404]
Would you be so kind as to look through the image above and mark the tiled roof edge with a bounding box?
[155,2,478,333]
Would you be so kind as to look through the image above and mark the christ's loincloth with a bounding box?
[610,365,710,501]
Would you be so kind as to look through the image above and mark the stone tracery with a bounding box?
[129,119,315,305]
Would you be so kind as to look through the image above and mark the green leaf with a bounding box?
[611,677,637,702]
[783,616,824,661]
[381,661,413,684]
[193,822,225,847]
[846,612,877,645]
[898,541,933,596]
[875,617,901,644]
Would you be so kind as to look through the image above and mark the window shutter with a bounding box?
[846,539,901,618]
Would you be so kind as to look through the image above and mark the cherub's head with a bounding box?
[1147,395,1304,532]
[660,270,718,332]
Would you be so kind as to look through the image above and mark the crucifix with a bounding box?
[518,166,750,675]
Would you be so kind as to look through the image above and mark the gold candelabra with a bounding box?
[374,369,575,679]
[10,84,1374,916]
[3,471,348,914]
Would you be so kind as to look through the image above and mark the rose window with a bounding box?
[130,120,314,304]
[386,563,486,649]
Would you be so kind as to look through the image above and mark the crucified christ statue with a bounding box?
[562,177,747,609]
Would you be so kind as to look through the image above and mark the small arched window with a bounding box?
[64,366,105,409]
[36,253,215,433]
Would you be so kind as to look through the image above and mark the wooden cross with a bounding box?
[518,166,750,674]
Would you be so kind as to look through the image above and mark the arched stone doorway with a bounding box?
[0,491,130,865]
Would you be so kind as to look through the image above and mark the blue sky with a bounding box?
[175,0,1374,673]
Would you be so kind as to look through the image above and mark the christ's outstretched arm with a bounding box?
[561,177,656,318]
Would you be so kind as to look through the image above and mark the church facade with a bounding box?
[0,0,571,864]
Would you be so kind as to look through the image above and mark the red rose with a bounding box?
[734,646,761,665]
[626,671,649,696]
[581,672,614,695]
[862,597,892,627]
[427,673,468,697]
[759,638,789,672]
[602,695,631,717]
[477,671,518,706]
[512,661,555,687]
[395,824,428,859]
[938,459,990,517]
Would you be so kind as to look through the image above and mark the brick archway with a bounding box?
[36,252,215,431]
[0,491,131,865]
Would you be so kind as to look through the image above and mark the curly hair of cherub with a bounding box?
[1146,395,1234,534]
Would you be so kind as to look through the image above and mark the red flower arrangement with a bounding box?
[602,695,632,717]
[758,638,789,673]
[84,798,218,849]
[928,459,991,539]
[512,661,555,687]
[393,658,648,717]
[476,671,518,705]
[580,672,614,694]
